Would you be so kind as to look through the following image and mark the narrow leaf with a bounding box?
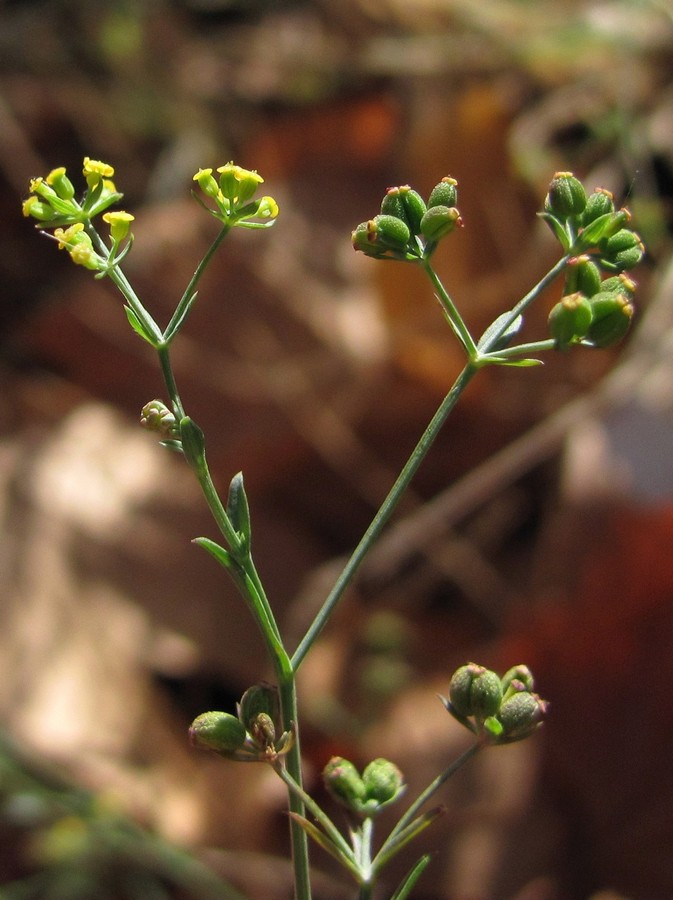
[124,305,156,345]
[287,814,360,879]
[538,211,570,251]
[164,291,199,344]
[372,807,444,874]
[193,536,234,571]
[477,312,522,352]
[485,356,544,367]
[390,855,433,900]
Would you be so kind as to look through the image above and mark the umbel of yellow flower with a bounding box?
[192,162,279,228]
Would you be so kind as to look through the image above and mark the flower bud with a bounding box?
[323,757,366,809]
[361,758,404,807]
[140,400,178,438]
[545,172,587,218]
[428,176,458,209]
[449,663,502,719]
[419,205,461,242]
[189,711,246,754]
[548,292,593,348]
[581,188,614,226]
[497,691,547,742]
[584,291,634,348]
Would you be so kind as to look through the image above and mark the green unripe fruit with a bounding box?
[573,259,602,297]
[548,292,593,347]
[601,229,645,271]
[323,757,366,809]
[428,177,458,209]
[581,188,614,226]
[585,291,634,347]
[420,205,461,242]
[601,273,637,299]
[497,691,547,741]
[449,663,503,719]
[545,172,587,218]
[353,216,411,258]
[361,758,404,806]
[189,711,246,754]
[381,185,427,236]
[372,213,411,249]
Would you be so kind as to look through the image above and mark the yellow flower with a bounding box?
[217,163,264,204]
[103,210,134,242]
[83,157,115,187]
[257,196,279,219]
[193,168,220,199]
[46,166,75,200]
[54,222,85,249]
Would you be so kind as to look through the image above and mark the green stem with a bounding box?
[277,672,314,900]
[422,259,478,358]
[164,224,231,342]
[385,742,482,848]
[482,255,570,353]
[291,362,478,671]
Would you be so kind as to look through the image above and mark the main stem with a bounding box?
[291,362,478,670]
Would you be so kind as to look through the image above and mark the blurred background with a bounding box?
[1,0,673,897]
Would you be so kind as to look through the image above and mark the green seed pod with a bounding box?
[545,172,587,218]
[372,213,411,249]
[419,205,461,242]
[585,291,634,348]
[189,711,246,754]
[381,186,427,235]
[323,757,366,810]
[601,273,637,299]
[361,758,404,807]
[581,188,614,226]
[380,187,408,222]
[428,176,458,209]
[449,663,503,719]
[238,683,279,735]
[352,215,412,258]
[497,691,547,742]
[573,259,602,297]
[601,229,645,271]
[548,292,593,348]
